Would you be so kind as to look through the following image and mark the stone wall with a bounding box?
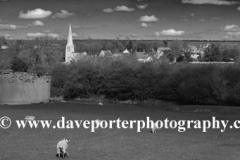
[0,70,51,105]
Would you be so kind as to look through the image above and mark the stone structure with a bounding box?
[0,70,51,105]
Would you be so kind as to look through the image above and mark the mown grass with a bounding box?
[0,102,240,160]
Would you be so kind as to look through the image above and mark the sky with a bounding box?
[1,0,240,40]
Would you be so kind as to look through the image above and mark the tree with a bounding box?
[163,40,168,47]
[11,57,28,72]
[126,41,133,50]
[203,43,222,62]
[169,40,183,60]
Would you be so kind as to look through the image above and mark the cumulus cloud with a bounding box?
[224,31,240,39]
[140,23,149,27]
[190,13,195,17]
[4,34,14,39]
[182,0,240,5]
[139,15,158,22]
[136,4,148,9]
[52,10,75,18]
[199,19,206,22]
[103,5,135,13]
[223,24,240,39]
[224,24,239,31]
[0,24,17,30]
[47,33,59,38]
[155,29,185,36]
[27,32,45,38]
[0,24,28,30]
[27,32,59,38]
[103,8,114,13]
[72,32,80,37]
[32,20,44,26]
[19,8,52,19]
[114,5,135,12]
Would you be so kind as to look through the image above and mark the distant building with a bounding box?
[99,50,113,57]
[187,45,198,53]
[157,47,170,53]
[65,24,87,63]
[123,49,130,54]
[1,43,8,50]
[65,24,75,63]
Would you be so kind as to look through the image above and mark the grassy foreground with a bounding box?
[0,102,240,160]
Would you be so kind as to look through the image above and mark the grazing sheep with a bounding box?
[98,102,103,105]
[25,116,35,121]
[150,123,157,133]
[56,138,70,159]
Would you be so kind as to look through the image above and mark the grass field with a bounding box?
[0,101,240,160]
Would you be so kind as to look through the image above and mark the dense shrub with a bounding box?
[11,57,28,72]
[50,55,240,105]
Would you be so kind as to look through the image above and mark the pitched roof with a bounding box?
[123,49,130,54]
[99,50,113,57]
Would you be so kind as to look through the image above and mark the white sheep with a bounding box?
[25,116,35,121]
[150,123,158,133]
[56,138,70,159]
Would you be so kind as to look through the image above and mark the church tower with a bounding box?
[65,24,75,63]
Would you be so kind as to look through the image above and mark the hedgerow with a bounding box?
[51,56,240,106]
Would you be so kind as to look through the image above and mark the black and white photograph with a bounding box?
[1,0,240,159]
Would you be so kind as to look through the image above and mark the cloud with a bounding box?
[136,4,148,9]
[224,31,240,39]
[129,33,141,38]
[212,17,221,20]
[32,20,44,26]
[19,8,52,19]
[27,32,59,38]
[190,13,195,17]
[0,24,28,30]
[223,24,240,39]
[155,29,185,36]
[2,33,13,39]
[224,24,239,31]
[72,32,80,37]
[182,0,240,5]
[237,6,240,11]
[27,32,45,38]
[140,23,150,27]
[103,8,114,13]
[72,25,95,30]
[103,5,135,13]
[0,24,17,30]
[52,10,75,18]
[114,5,135,12]
[199,19,206,22]
[47,33,59,38]
[139,15,158,22]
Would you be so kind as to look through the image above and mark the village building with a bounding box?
[1,42,8,50]
[99,50,113,57]
[123,49,130,54]
[65,24,87,63]
[157,47,171,53]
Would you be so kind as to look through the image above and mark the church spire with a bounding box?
[65,23,75,63]
[67,23,73,45]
